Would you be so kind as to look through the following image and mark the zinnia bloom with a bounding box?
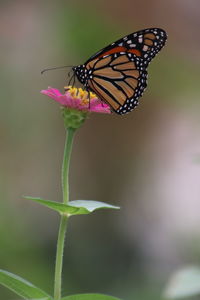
[41,86,111,129]
[41,86,111,114]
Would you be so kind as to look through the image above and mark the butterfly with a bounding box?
[72,28,167,115]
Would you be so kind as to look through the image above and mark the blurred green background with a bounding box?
[1,0,200,299]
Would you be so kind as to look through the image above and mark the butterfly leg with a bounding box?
[68,73,76,87]
[85,87,91,109]
[72,74,75,87]
[88,89,91,109]
[101,101,105,107]
[67,70,71,82]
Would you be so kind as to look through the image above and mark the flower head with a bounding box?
[41,86,111,114]
[41,86,111,129]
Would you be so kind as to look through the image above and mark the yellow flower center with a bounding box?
[64,86,97,106]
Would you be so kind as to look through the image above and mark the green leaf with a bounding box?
[24,197,79,215]
[24,197,120,216]
[62,293,121,300]
[69,200,120,213]
[0,269,52,300]
[164,266,200,299]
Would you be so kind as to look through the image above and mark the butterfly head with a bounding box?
[73,65,87,85]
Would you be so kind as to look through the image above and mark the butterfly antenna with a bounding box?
[41,65,74,74]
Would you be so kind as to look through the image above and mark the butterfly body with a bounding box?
[73,28,167,115]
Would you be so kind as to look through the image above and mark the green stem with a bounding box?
[62,128,76,205]
[54,215,68,300]
[54,127,76,300]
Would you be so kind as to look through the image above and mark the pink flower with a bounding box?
[41,86,111,114]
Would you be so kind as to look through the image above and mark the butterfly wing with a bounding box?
[86,28,167,66]
[86,53,147,114]
[74,28,167,114]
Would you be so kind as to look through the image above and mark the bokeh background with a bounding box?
[1,0,200,299]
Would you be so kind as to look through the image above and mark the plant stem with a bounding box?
[54,215,68,300]
[62,128,76,205]
[54,127,76,300]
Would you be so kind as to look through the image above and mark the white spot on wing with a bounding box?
[143,45,148,51]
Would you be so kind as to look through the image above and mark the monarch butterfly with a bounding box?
[72,28,167,115]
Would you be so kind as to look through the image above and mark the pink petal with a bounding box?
[41,87,63,102]
[41,87,111,114]
[90,104,111,114]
